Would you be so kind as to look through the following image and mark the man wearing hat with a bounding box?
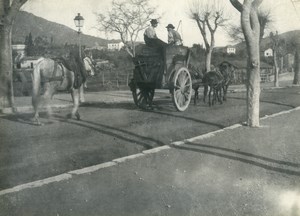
[144,19,167,48]
[166,24,183,46]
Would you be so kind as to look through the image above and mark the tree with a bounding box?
[229,0,263,127]
[25,32,34,56]
[227,9,271,43]
[0,0,28,109]
[294,50,300,85]
[189,0,228,72]
[269,31,285,87]
[96,0,157,57]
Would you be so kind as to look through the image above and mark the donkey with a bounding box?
[31,57,90,125]
[202,70,224,106]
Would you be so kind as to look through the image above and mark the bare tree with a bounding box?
[269,31,285,87]
[96,0,157,57]
[0,0,28,110]
[227,9,271,43]
[229,0,263,127]
[189,0,228,72]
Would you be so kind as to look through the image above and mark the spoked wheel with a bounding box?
[131,82,155,110]
[171,67,192,111]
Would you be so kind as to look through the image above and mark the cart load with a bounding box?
[129,44,193,111]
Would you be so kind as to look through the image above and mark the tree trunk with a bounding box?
[0,25,14,109]
[293,50,300,85]
[273,50,279,87]
[205,48,212,72]
[246,41,261,127]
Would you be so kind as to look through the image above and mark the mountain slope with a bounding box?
[12,11,109,47]
[234,30,300,53]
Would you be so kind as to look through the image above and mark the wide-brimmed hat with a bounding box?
[166,24,175,29]
[150,19,158,25]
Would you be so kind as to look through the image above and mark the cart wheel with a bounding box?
[171,67,192,111]
[132,86,155,110]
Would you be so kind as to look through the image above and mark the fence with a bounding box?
[85,67,134,91]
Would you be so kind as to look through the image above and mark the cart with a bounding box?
[129,45,193,111]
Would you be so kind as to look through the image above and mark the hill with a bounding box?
[234,30,300,53]
[12,11,112,47]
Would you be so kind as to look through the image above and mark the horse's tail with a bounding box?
[31,58,44,112]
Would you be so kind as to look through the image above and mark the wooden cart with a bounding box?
[129,45,193,111]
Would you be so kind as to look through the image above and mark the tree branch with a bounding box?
[6,0,28,23]
[229,0,243,12]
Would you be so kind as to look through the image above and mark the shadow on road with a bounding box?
[52,115,165,149]
[173,143,300,177]
[227,96,296,108]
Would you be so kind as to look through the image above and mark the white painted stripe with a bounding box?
[225,124,241,130]
[112,153,145,163]
[187,132,215,142]
[68,162,117,175]
[142,145,171,154]
[0,173,72,196]
[171,141,185,146]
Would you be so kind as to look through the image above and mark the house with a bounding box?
[225,45,236,54]
[12,44,27,69]
[264,48,273,57]
[20,57,41,69]
[12,44,26,56]
[219,60,273,84]
[107,41,124,51]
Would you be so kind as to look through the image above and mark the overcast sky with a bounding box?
[21,0,300,47]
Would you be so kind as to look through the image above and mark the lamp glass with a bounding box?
[74,13,84,28]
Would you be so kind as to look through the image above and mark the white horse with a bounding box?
[31,57,94,125]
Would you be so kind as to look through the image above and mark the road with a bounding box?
[1,86,300,190]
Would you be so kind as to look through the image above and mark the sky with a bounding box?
[21,0,300,47]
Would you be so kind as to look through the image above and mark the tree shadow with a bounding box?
[227,96,296,108]
[52,115,165,150]
[186,142,300,168]
[173,143,300,177]
[1,113,55,126]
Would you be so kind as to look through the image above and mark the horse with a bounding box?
[202,70,224,106]
[31,57,94,125]
[188,64,203,105]
[219,62,234,101]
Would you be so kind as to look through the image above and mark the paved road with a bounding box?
[1,86,300,191]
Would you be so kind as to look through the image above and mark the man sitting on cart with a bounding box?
[166,24,183,46]
[144,19,167,54]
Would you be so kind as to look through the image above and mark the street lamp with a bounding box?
[74,13,84,57]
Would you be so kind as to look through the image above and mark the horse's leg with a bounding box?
[31,63,42,125]
[208,86,212,106]
[203,85,208,103]
[194,87,198,105]
[43,83,55,118]
[69,88,80,120]
[223,85,228,101]
[79,84,85,103]
[218,86,223,104]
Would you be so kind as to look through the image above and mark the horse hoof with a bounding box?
[75,112,81,120]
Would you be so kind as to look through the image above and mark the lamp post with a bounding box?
[74,13,84,58]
